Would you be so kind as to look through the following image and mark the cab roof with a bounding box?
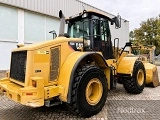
[66,10,114,22]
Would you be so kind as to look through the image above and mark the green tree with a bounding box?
[129,31,134,40]
[132,16,160,55]
[129,31,135,44]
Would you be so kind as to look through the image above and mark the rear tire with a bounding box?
[123,61,146,94]
[68,65,108,117]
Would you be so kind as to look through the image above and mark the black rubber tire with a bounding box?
[123,61,146,94]
[117,77,124,84]
[67,65,108,118]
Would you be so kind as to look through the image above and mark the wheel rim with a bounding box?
[137,69,144,86]
[85,78,103,105]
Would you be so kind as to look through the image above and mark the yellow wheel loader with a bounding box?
[0,10,159,117]
[130,43,156,64]
[117,42,159,87]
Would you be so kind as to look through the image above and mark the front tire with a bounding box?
[123,61,146,94]
[68,65,108,117]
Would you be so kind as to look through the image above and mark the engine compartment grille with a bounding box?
[50,47,60,80]
[10,51,27,83]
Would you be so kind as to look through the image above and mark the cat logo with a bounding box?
[76,43,83,49]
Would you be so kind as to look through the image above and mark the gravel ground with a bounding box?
[0,67,160,120]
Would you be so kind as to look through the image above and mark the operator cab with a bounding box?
[66,10,121,59]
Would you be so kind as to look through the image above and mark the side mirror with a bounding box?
[113,14,121,29]
[49,30,57,39]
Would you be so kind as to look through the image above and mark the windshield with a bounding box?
[68,18,89,39]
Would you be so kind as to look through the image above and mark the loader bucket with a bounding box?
[144,63,160,87]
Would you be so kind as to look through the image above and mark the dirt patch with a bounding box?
[0,71,6,79]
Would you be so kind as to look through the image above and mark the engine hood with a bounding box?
[12,37,83,51]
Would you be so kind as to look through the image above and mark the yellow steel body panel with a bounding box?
[44,85,64,99]
[0,77,45,107]
[0,76,66,107]
[117,56,138,75]
[58,51,89,102]
[106,59,116,66]
[34,54,50,63]
[27,38,80,87]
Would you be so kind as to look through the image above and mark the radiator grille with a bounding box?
[50,47,60,80]
[10,51,27,83]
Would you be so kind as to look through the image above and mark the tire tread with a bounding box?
[123,61,146,94]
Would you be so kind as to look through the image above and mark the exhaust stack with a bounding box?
[59,10,65,36]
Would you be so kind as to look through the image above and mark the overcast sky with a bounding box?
[80,0,160,31]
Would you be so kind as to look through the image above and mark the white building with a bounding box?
[0,0,129,70]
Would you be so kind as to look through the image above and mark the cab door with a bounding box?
[91,15,113,59]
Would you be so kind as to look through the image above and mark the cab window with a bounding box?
[68,18,89,39]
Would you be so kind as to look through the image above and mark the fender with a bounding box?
[117,56,138,76]
[57,51,108,103]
